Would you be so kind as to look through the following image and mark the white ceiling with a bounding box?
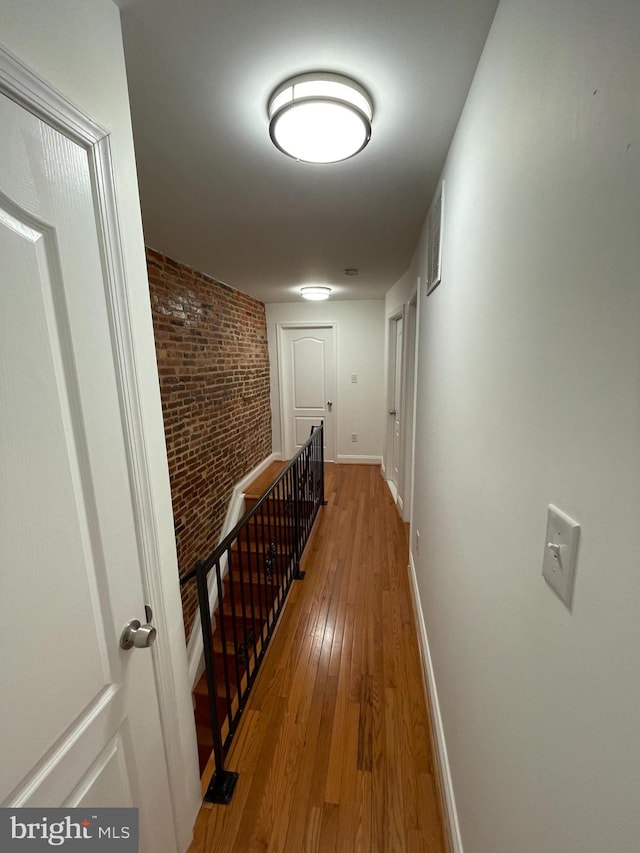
[119,0,499,303]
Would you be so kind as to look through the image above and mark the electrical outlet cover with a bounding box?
[542,504,580,609]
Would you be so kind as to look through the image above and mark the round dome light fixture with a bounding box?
[268,72,373,164]
[300,285,332,301]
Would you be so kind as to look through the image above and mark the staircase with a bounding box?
[192,461,286,775]
[183,424,325,803]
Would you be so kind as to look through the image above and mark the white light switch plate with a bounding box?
[542,505,580,609]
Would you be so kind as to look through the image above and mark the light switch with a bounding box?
[351,374,358,383]
[542,505,580,609]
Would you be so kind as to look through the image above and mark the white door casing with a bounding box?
[403,293,418,524]
[278,324,336,462]
[0,52,185,852]
[391,315,404,490]
[386,311,405,506]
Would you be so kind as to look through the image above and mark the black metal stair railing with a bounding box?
[180,422,325,804]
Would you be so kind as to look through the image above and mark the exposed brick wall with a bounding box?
[146,248,271,640]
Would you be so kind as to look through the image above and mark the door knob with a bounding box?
[327,401,333,411]
[120,619,157,650]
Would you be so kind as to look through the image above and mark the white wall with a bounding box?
[385,267,416,317]
[0,2,200,847]
[266,300,385,463]
[407,1,640,851]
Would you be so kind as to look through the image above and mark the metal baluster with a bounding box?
[273,481,284,608]
[225,547,242,717]
[265,488,278,615]
[259,502,272,633]
[251,513,266,648]
[320,422,326,505]
[235,525,253,680]
[246,521,260,673]
[196,561,238,804]
[284,468,295,587]
[293,456,304,579]
[214,557,234,733]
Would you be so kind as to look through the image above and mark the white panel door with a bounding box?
[279,326,335,461]
[0,92,176,850]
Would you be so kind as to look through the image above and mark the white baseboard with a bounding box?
[386,478,398,503]
[186,452,281,688]
[408,551,464,853]
[336,454,383,465]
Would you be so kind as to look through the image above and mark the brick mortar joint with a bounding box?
[146,247,271,643]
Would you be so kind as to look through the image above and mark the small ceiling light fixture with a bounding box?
[268,72,373,164]
[300,285,332,301]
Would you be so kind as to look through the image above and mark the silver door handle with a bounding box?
[389,409,397,415]
[327,401,333,411]
[120,619,157,650]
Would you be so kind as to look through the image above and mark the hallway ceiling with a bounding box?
[118,0,499,303]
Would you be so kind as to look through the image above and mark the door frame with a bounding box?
[385,306,407,509]
[0,46,199,846]
[276,322,338,462]
[403,289,418,524]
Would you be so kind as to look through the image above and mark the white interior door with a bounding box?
[0,91,176,849]
[388,315,404,498]
[279,325,335,461]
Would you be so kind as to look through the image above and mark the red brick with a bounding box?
[147,247,271,641]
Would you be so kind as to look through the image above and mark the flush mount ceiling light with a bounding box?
[268,72,373,164]
[300,285,332,301]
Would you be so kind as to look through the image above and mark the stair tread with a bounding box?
[243,460,287,500]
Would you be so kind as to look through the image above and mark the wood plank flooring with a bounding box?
[188,463,446,853]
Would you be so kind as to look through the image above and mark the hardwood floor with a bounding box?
[188,464,446,853]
